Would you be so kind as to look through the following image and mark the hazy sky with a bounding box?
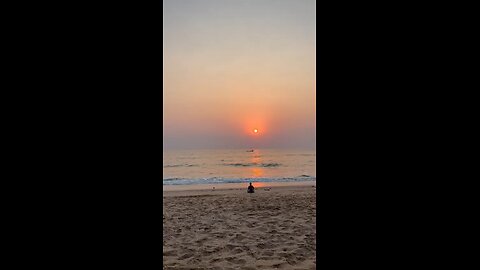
[164,0,315,149]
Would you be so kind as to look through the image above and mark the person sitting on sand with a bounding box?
[247,182,255,193]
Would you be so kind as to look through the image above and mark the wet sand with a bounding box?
[163,182,316,269]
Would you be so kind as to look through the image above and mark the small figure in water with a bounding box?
[247,182,255,193]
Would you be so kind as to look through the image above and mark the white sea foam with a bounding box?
[163,176,317,185]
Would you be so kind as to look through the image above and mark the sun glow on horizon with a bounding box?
[164,0,315,149]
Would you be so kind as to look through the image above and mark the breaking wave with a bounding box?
[222,162,281,167]
[163,176,316,185]
[163,164,198,168]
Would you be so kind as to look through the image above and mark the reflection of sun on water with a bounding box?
[251,167,264,178]
[249,182,266,188]
[250,150,263,177]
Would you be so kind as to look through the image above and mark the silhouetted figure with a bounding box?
[247,182,255,193]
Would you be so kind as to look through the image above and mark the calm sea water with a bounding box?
[163,148,316,185]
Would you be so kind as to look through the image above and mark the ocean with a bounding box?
[163,148,316,185]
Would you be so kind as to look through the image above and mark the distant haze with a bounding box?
[163,0,315,150]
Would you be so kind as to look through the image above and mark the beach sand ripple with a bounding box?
[163,186,316,269]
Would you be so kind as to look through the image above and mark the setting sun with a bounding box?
[164,0,315,150]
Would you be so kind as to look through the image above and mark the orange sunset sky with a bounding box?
[163,0,315,149]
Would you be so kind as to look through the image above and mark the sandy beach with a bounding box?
[163,182,316,269]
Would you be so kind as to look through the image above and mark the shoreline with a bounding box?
[163,180,316,196]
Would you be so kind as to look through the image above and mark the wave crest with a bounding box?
[222,162,281,167]
[163,164,198,168]
[163,176,316,185]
